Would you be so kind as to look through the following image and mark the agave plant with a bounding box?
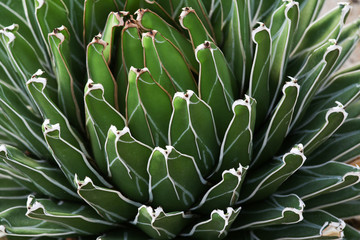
[1,0,360,239]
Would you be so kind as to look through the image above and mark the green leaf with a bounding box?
[148,146,207,212]
[248,23,271,126]
[252,211,345,239]
[0,145,78,201]
[76,176,140,223]
[43,120,111,188]
[252,80,299,167]
[213,96,256,179]
[101,11,128,64]
[196,41,237,138]
[26,195,117,235]
[181,207,241,240]
[291,3,350,61]
[169,91,220,177]
[87,36,118,109]
[142,30,197,93]
[268,1,299,111]
[322,199,360,220]
[286,102,347,156]
[306,118,360,165]
[133,205,193,239]
[223,0,252,95]
[240,144,305,203]
[27,74,87,154]
[136,8,198,72]
[97,229,150,240]
[105,126,152,202]
[83,0,120,44]
[85,80,126,174]
[277,161,360,201]
[192,165,246,214]
[180,7,214,49]
[126,67,172,147]
[232,194,304,230]
[48,26,84,131]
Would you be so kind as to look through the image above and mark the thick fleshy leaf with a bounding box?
[126,67,172,147]
[192,165,246,214]
[209,0,233,47]
[97,229,151,240]
[232,194,304,230]
[84,80,126,174]
[223,0,252,95]
[322,199,360,220]
[248,23,271,126]
[42,120,110,188]
[240,145,305,203]
[27,72,86,153]
[76,176,140,223]
[26,195,117,235]
[277,161,360,201]
[305,182,360,210]
[136,8,198,72]
[148,146,207,212]
[83,0,120,44]
[87,36,118,109]
[0,174,30,211]
[252,211,345,239]
[213,96,256,179]
[105,126,152,202]
[180,7,214,49]
[251,0,281,23]
[196,41,236,138]
[133,205,193,239]
[291,3,350,61]
[101,11,128,63]
[142,30,197,93]
[181,207,241,240]
[0,145,78,201]
[169,90,220,177]
[252,80,299,167]
[286,102,347,156]
[48,26,84,131]
[306,118,360,166]
[268,1,299,111]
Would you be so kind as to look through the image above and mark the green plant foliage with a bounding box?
[0,0,360,239]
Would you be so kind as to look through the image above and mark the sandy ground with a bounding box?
[320,0,360,67]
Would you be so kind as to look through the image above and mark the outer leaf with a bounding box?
[213,96,256,179]
[85,80,126,174]
[126,67,172,147]
[322,199,360,220]
[248,23,271,126]
[27,74,87,154]
[240,145,305,203]
[48,26,84,131]
[252,211,345,239]
[252,80,299,167]
[148,146,207,211]
[169,91,220,177]
[181,207,241,239]
[291,3,350,61]
[76,176,140,223]
[133,205,193,239]
[196,41,237,138]
[232,194,304,230]
[105,126,152,202]
[0,145,78,201]
[26,195,117,235]
[43,120,110,188]
[277,161,360,201]
[191,165,246,214]
[87,36,118,109]
[136,8,198,72]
